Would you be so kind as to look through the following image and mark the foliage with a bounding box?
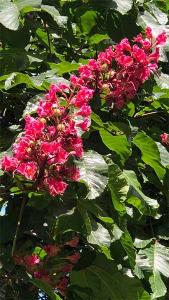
[1,0,169,299]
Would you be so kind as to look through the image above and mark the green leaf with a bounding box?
[148,3,168,25]
[124,170,159,213]
[77,151,108,200]
[136,242,169,298]
[87,221,111,247]
[113,0,133,15]
[149,272,167,299]
[89,34,109,45]
[155,73,169,89]
[49,61,79,75]
[120,230,136,268]
[108,162,129,213]
[71,254,151,300]
[0,50,29,75]
[133,132,165,180]
[80,11,97,34]
[15,0,42,10]
[100,129,131,165]
[0,2,19,31]
[134,238,152,249]
[156,142,169,167]
[41,5,67,27]
[31,279,61,300]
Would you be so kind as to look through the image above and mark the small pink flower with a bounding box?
[17,162,38,180]
[1,156,18,172]
[37,100,53,117]
[161,132,169,144]
[77,105,92,117]
[156,32,167,45]
[61,264,73,273]
[44,245,60,257]
[66,237,79,248]
[45,177,68,196]
[24,254,40,266]
[41,141,60,155]
[56,277,69,296]
[145,27,153,39]
[67,252,80,263]
[77,118,90,131]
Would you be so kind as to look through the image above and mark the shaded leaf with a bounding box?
[108,162,129,213]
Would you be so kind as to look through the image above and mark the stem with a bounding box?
[43,20,52,55]
[11,198,26,256]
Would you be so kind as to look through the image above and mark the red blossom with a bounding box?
[24,254,40,267]
[17,161,38,180]
[66,236,79,247]
[68,252,80,263]
[44,245,60,257]
[161,133,169,145]
[0,156,18,172]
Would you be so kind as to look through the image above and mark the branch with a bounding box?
[11,197,26,256]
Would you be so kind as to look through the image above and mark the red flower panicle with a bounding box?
[76,28,166,109]
[14,238,80,297]
[0,83,93,197]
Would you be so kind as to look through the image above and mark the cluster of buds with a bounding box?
[0,83,93,196]
[73,27,167,109]
[14,236,80,297]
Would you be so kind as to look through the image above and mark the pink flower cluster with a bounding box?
[0,83,93,197]
[73,28,167,109]
[14,236,80,297]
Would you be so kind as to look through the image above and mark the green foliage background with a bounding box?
[1,0,169,299]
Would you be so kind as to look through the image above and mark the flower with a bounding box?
[161,133,169,144]
[67,252,80,263]
[0,156,18,172]
[66,237,79,247]
[44,245,60,257]
[24,254,40,267]
[17,162,38,180]
[45,178,68,197]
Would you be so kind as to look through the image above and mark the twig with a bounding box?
[43,20,52,55]
[134,111,159,118]
[11,197,26,256]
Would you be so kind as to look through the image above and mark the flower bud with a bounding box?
[40,118,46,124]
[26,147,32,153]
[53,108,62,116]
[57,124,65,131]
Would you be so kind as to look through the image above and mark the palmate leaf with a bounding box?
[70,253,151,300]
[136,242,169,298]
[77,151,108,200]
